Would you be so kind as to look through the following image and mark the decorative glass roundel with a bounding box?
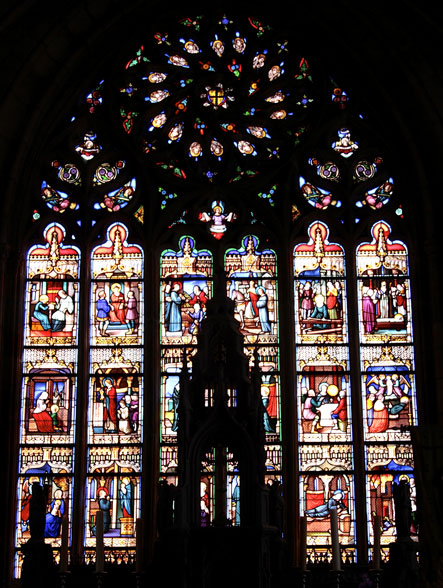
[117,15,314,183]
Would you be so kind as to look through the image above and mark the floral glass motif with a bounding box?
[353,158,382,182]
[52,161,82,186]
[309,158,341,182]
[117,15,314,182]
[93,160,125,185]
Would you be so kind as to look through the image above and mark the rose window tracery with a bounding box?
[116,15,315,183]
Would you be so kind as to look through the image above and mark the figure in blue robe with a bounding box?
[310,294,329,329]
[33,296,51,331]
[305,489,346,518]
[44,491,65,538]
[166,283,183,332]
[256,286,271,333]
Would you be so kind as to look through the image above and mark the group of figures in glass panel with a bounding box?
[18,224,79,561]
[14,11,421,574]
[159,233,282,490]
[294,221,417,555]
[17,223,143,573]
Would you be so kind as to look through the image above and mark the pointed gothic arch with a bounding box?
[2,5,441,587]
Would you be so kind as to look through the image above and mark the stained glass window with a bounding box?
[16,223,80,573]
[294,221,355,560]
[225,234,281,481]
[85,223,144,561]
[14,11,420,578]
[356,221,417,555]
[160,236,213,484]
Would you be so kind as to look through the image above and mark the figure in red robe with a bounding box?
[102,377,118,432]
[109,283,126,324]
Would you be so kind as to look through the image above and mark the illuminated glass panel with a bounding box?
[225,235,278,353]
[294,222,355,559]
[87,223,144,561]
[160,236,213,483]
[357,221,418,554]
[200,447,240,527]
[294,222,347,344]
[366,445,416,549]
[17,458,73,570]
[361,347,416,442]
[117,16,313,184]
[160,236,212,347]
[300,473,356,559]
[84,470,141,558]
[225,235,281,479]
[356,221,412,344]
[16,224,80,575]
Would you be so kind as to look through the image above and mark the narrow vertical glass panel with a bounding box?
[16,224,80,577]
[357,221,417,560]
[160,235,212,346]
[160,236,213,484]
[88,223,144,561]
[261,373,281,438]
[295,222,354,561]
[161,374,180,440]
[227,452,241,527]
[225,235,280,449]
[356,221,412,344]
[200,449,215,527]
[300,473,356,554]
[294,221,347,344]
